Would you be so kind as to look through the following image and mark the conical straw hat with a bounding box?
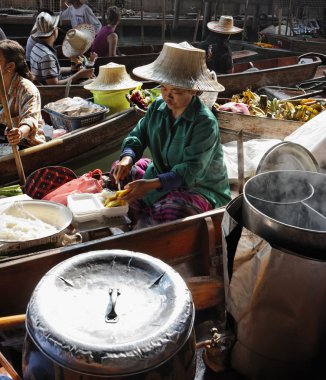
[132,42,225,92]
[207,16,243,35]
[62,24,95,58]
[84,62,142,91]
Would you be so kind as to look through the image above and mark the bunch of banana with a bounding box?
[104,189,130,208]
[248,105,266,117]
[274,99,325,122]
[242,89,261,106]
[269,98,279,113]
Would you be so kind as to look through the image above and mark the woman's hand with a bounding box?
[112,156,133,185]
[5,128,23,146]
[121,178,161,203]
[74,67,95,81]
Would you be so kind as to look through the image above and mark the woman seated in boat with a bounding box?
[111,42,231,229]
[29,12,94,85]
[0,39,46,147]
[198,16,243,74]
[91,6,121,57]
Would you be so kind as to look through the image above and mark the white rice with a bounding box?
[0,214,58,241]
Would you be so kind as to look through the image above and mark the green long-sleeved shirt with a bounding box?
[122,96,231,207]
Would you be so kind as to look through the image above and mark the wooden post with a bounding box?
[285,0,292,36]
[202,1,212,40]
[140,0,144,45]
[237,130,245,194]
[0,68,26,186]
[172,0,181,34]
[162,0,166,43]
[278,8,282,35]
[192,10,201,43]
[242,0,249,41]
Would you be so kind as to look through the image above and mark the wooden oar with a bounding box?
[0,67,26,185]
[0,314,25,330]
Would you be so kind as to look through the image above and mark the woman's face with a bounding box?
[161,84,196,116]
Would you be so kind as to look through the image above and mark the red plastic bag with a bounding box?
[42,169,103,205]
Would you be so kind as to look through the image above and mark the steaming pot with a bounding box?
[242,170,326,257]
[23,249,196,379]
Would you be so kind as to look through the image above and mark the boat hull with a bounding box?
[217,56,320,97]
[0,108,143,186]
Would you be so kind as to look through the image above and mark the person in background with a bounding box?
[0,27,7,41]
[29,12,94,85]
[198,15,243,74]
[60,0,102,35]
[111,42,231,229]
[26,9,55,62]
[0,40,45,147]
[91,6,120,57]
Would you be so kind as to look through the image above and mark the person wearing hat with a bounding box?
[60,0,102,34]
[0,40,46,147]
[110,42,231,229]
[26,9,55,62]
[0,27,6,41]
[29,12,94,85]
[199,15,243,74]
[62,23,97,72]
[91,6,121,57]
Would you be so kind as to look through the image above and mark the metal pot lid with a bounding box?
[256,141,320,174]
[26,249,194,376]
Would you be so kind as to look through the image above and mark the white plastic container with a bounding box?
[67,193,128,224]
[67,193,104,223]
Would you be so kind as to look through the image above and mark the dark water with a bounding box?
[73,148,152,177]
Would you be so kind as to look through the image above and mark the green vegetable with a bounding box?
[0,184,23,197]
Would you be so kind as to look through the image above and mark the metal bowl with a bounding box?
[0,200,72,243]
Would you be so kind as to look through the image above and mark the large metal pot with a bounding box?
[242,170,326,258]
[24,249,196,379]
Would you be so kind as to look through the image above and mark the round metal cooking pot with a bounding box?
[242,170,326,258]
[24,249,196,379]
[0,200,72,243]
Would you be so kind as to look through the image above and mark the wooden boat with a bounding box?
[257,85,326,101]
[263,34,326,55]
[56,48,258,77]
[217,55,322,97]
[230,39,300,60]
[0,206,225,317]
[0,107,143,186]
[216,108,304,144]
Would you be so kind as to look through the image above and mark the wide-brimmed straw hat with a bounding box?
[132,42,225,92]
[62,24,96,58]
[84,62,142,91]
[207,16,243,35]
[31,12,60,38]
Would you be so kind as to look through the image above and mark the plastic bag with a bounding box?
[42,169,103,206]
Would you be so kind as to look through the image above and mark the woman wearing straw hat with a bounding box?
[0,40,46,147]
[29,12,94,85]
[111,42,231,229]
[199,15,243,74]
